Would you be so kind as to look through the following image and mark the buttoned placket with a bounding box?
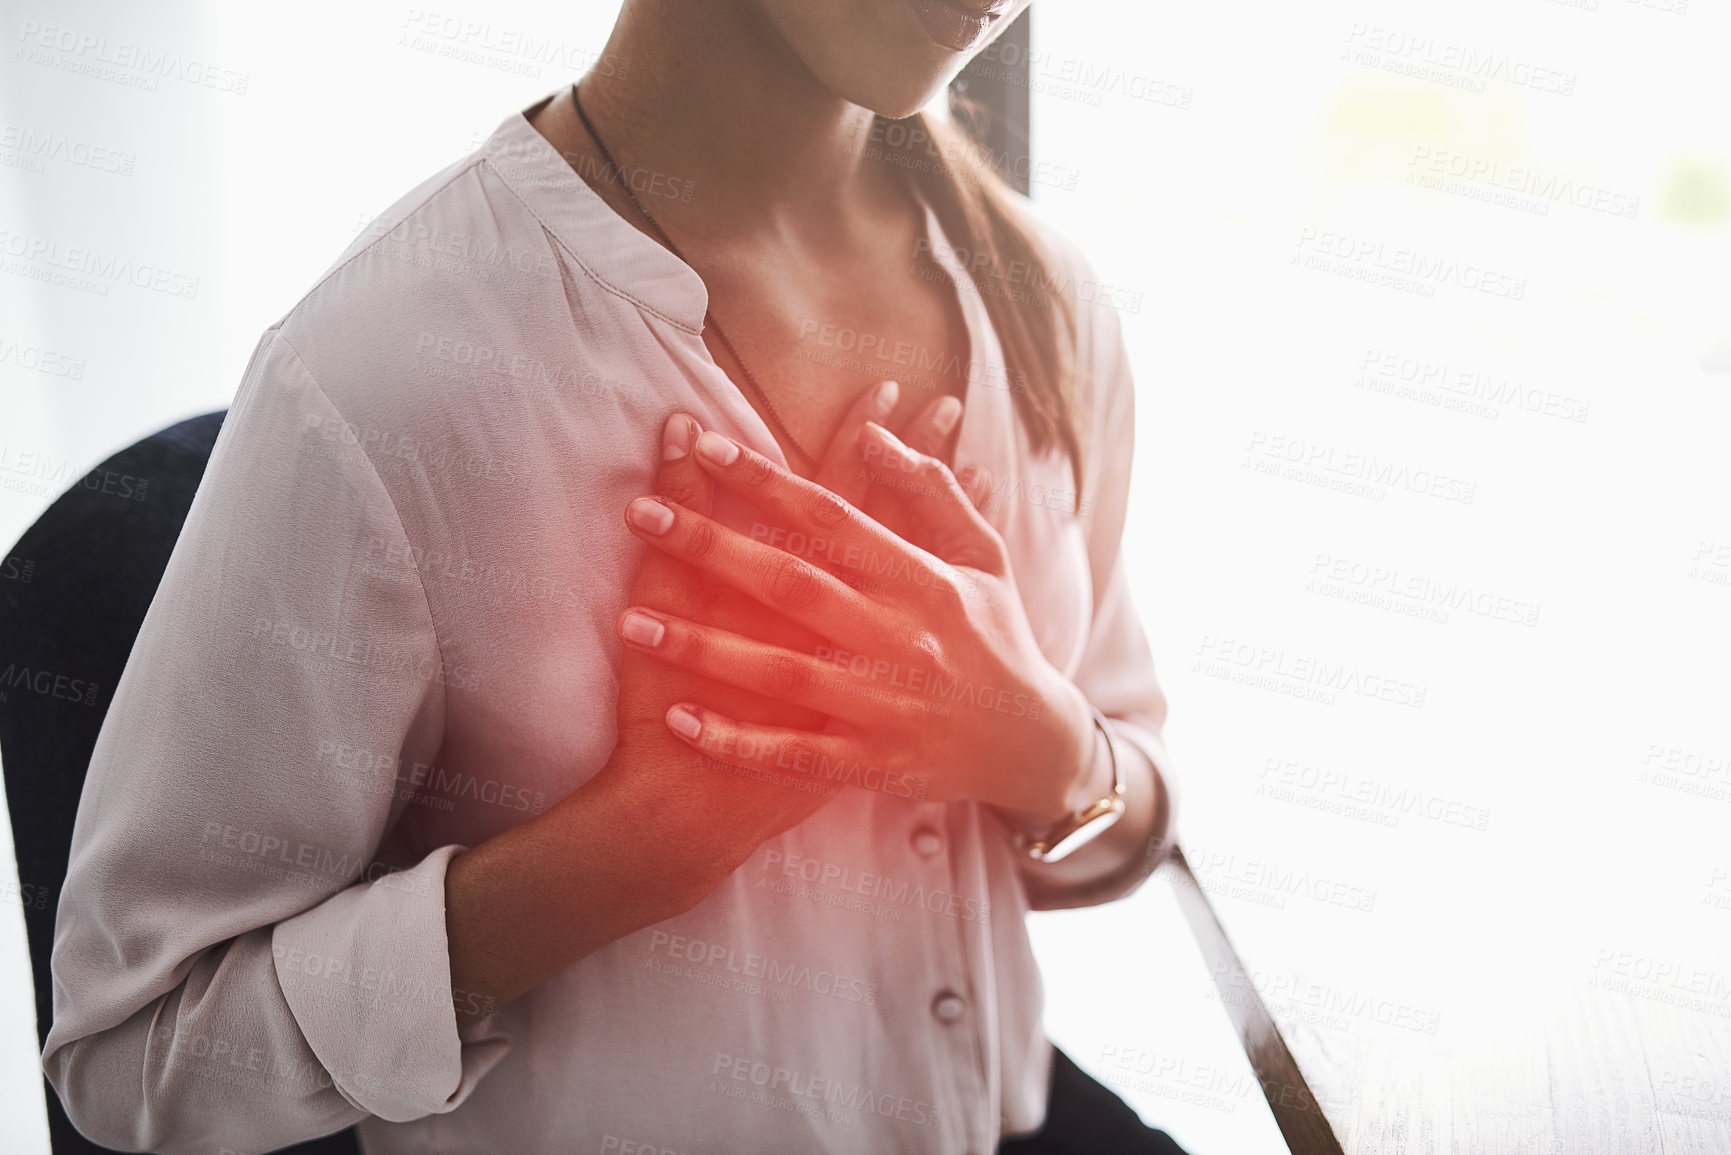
[488,111,1018,1150]
[903,800,992,1154]
[902,211,1016,1155]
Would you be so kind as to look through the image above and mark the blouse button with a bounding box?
[911,827,943,858]
[931,991,967,1024]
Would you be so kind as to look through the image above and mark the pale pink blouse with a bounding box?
[43,96,1173,1155]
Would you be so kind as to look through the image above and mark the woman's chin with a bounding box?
[828,64,959,121]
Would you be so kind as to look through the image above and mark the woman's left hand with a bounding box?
[617,419,1099,827]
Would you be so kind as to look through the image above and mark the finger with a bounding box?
[690,428,913,567]
[618,607,863,718]
[689,429,969,602]
[898,394,964,460]
[666,703,933,801]
[956,463,996,519]
[874,460,993,550]
[861,422,1007,574]
[664,702,848,789]
[623,494,881,648]
[813,379,899,506]
[655,412,712,516]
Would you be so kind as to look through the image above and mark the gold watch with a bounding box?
[1020,706,1127,863]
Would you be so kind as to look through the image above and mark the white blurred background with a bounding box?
[3,1,1729,1151]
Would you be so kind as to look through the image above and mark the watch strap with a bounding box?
[1020,705,1127,863]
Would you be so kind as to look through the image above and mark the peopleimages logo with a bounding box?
[760,848,992,925]
[0,334,87,378]
[1193,633,1428,710]
[0,228,200,298]
[1293,228,1526,301]
[14,20,251,94]
[1258,756,1492,832]
[1342,24,1577,96]
[811,644,1039,719]
[1408,147,1640,220]
[697,733,932,800]
[0,663,99,706]
[1243,431,1478,505]
[914,236,1145,313]
[1307,552,1541,628]
[709,1052,943,1129]
[251,617,482,692]
[397,10,630,78]
[647,931,878,1006]
[967,42,1194,110]
[1355,348,1591,424]
[0,123,135,175]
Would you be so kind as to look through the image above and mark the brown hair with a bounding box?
[877,103,1084,501]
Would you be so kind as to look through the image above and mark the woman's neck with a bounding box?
[578,1,897,239]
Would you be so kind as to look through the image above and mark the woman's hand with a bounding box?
[444,385,968,1021]
[600,383,978,872]
[616,421,1100,829]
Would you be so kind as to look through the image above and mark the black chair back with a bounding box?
[0,412,360,1154]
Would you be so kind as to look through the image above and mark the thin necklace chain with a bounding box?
[570,82,819,471]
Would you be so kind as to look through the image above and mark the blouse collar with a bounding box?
[480,94,1009,507]
[480,99,711,334]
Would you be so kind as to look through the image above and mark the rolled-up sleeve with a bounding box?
[1022,249,1178,911]
[42,327,509,1153]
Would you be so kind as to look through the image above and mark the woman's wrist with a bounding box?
[1000,679,1106,832]
[1019,739,1167,900]
[1062,715,1115,815]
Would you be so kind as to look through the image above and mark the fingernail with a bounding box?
[873,380,899,417]
[619,609,665,647]
[696,430,740,466]
[662,414,694,461]
[666,705,702,741]
[626,497,674,535]
[932,396,963,436]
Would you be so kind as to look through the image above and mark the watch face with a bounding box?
[1036,803,1127,863]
